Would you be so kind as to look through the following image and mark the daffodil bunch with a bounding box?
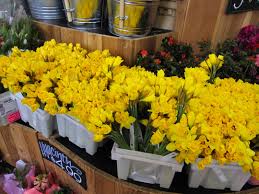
[150,67,210,160]
[186,78,259,178]
[0,40,124,114]
[200,54,224,83]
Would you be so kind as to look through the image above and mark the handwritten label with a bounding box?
[226,0,259,14]
[38,140,87,189]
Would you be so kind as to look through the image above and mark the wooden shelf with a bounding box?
[33,21,175,65]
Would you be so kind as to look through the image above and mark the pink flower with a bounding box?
[256,54,259,67]
[168,36,174,46]
[237,25,259,51]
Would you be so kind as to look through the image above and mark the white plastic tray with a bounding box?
[188,160,251,191]
[14,93,56,138]
[111,143,183,188]
[56,114,99,155]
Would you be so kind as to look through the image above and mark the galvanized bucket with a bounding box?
[63,0,103,29]
[107,0,160,37]
[27,0,65,20]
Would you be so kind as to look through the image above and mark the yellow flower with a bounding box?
[150,130,165,145]
[115,111,136,129]
[187,111,195,127]
[197,156,212,169]
[94,134,104,142]
[22,98,40,112]
[166,143,176,151]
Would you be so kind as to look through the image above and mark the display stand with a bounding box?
[0,124,258,194]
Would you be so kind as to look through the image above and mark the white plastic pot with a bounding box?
[14,93,56,138]
[188,160,251,191]
[56,114,99,155]
[111,143,183,188]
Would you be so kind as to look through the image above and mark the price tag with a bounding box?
[226,0,259,14]
[0,92,20,125]
[38,140,87,189]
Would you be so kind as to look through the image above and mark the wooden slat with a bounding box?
[0,124,19,166]
[180,0,222,51]
[95,169,116,194]
[0,125,11,162]
[21,124,46,172]
[175,0,190,41]
[9,123,32,163]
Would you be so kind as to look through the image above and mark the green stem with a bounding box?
[143,121,153,148]
[208,65,217,84]
[176,104,185,123]
[154,138,170,156]
[108,130,131,150]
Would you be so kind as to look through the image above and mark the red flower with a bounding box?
[140,49,148,57]
[154,59,161,65]
[182,53,186,59]
[160,51,167,57]
[168,36,174,46]
[256,43,259,49]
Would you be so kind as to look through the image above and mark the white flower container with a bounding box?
[56,114,99,155]
[14,93,56,138]
[188,161,251,191]
[111,143,183,188]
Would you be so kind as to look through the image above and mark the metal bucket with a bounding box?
[63,0,103,30]
[107,0,160,37]
[27,0,65,20]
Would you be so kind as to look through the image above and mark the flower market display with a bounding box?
[0,24,258,192]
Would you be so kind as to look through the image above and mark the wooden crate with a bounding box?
[33,21,175,66]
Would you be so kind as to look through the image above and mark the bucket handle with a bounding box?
[115,15,128,21]
[63,8,75,13]
[119,0,125,28]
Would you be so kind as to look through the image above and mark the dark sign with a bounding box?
[38,140,87,189]
[226,0,259,14]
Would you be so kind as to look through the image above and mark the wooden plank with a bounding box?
[175,0,190,40]
[0,125,11,163]
[9,123,32,163]
[21,124,46,172]
[250,11,259,24]
[180,0,222,51]
[95,169,116,194]
[0,124,19,166]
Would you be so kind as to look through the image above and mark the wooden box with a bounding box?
[34,21,175,65]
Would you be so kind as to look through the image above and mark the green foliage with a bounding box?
[197,39,258,83]
[136,37,198,77]
[0,17,43,55]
